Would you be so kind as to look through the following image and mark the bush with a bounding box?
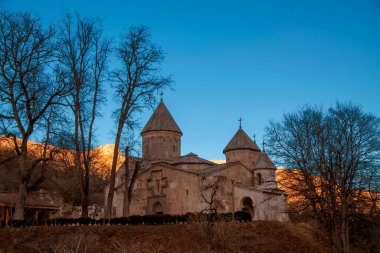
[78,217,91,225]
[9,220,27,227]
[56,218,67,226]
[234,211,252,222]
[8,212,242,227]
[349,214,380,253]
[96,218,109,225]
[128,215,143,225]
[110,217,129,225]
[219,212,233,222]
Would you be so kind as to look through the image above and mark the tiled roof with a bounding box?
[170,153,215,165]
[148,162,200,175]
[223,128,260,153]
[255,153,276,169]
[0,193,59,209]
[199,161,240,175]
[141,100,182,135]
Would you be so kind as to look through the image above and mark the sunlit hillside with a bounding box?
[0,137,123,177]
[0,137,124,204]
[209,159,226,164]
[276,168,380,213]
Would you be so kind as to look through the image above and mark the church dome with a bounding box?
[141,100,182,135]
[255,153,276,169]
[223,127,260,153]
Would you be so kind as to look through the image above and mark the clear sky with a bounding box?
[1,0,380,160]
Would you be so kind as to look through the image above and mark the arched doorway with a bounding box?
[241,197,254,219]
[153,202,164,215]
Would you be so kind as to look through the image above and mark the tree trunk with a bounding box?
[123,198,130,217]
[341,214,350,253]
[123,148,130,217]
[14,140,29,220]
[330,219,344,253]
[14,181,27,220]
[81,170,89,217]
[105,123,123,219]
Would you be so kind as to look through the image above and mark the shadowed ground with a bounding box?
[0,221,331,253]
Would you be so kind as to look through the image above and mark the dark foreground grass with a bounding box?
[0,221,331,253]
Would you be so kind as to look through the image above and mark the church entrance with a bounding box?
[153,202,164,215]
[241,197,254,219]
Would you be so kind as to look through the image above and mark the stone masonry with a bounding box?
[105,100,289,221]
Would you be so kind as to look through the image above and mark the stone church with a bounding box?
[107,100,288,221]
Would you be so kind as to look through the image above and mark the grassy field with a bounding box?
[0,221,331,253]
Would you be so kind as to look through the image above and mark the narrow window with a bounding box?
[155,179,160,194]
[257,173,262,185]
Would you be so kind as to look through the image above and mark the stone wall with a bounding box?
[225,149,260,169]
[253,168,277,188]
[113,165,203,216]
[110,162,288,222]
[142,131,181,161]
[234,185,289,221]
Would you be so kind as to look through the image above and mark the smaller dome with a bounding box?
[255,153,276,169]
[223,127,260,153]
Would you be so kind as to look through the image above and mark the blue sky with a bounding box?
[1,0,380,159]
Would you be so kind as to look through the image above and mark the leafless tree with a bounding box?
[121,131,141,216]
[56,13,110,217]
[200,175,226,238]
[122,153,141,217]
[0,10,71,220]
[266,102,380,253]
[105,25,171,218]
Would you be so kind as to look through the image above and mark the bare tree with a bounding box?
[0,10,71,220]
[56,13,110,217]
[105,25,171,218]
[200,175,226,238]
[266,102,380,253]
[121,132,141,217]
[122,153,141,217]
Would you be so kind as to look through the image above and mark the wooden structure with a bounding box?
[0,193,59,226]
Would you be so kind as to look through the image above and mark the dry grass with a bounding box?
[0,221,331,253]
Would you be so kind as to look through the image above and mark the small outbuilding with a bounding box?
[0,193,59,226]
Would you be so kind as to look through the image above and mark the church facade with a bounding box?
[107,100,288,221]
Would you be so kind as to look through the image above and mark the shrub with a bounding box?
[9,220,27,227]
[128,215,143,225]
[96,218,109,225]
[56,218,67,226]
[234,211,252,222]
[349,214,380,253]
[78,217,91,225]
[219,212,233,222]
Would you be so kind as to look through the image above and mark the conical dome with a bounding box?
[255,153,276,169]
[223,127,260,153]
[141,100,182,135]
